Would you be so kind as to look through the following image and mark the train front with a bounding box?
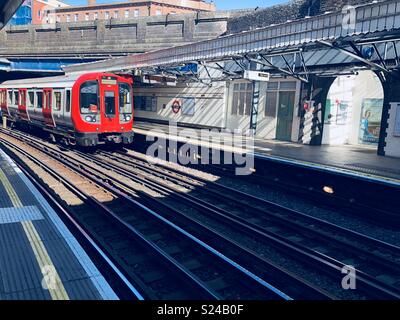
[73,73,134,147]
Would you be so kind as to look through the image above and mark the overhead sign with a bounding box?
[243,70,270,82]
[141,74,177,86]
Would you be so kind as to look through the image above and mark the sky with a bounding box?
[62,0,287,10]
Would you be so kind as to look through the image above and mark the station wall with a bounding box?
[385,102,400,158]
[133,67,227,128]
[322,71,384,147]
[135,70,301,142]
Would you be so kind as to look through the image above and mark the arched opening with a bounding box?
[322,70,384,149]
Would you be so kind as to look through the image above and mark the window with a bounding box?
[182,98,195,116]
[104,91,116,117]
[265,92,277,118]
[53,92,62,111]
[85,13,89,21]
[119,83,132,114]
[156,9,162,15]
[7,91,12,105]
[125,10,129,19]
[280,81,297,90]
[94,12,98,20]
[28,91,35,108]
[105,11,110,19]
[14,92,19,106]
[66,15,70,23]
[114,11,119,19]
[134,96,157,112]
[231,82,253,116]
[38,10,41,19]
[74,14,79,22]
[80,81,98,114]
[66,90,71,113]
[134,9,139,17]
[56,15,60,23]
[36,92,43,109]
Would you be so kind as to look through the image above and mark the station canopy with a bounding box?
[64,0,400,84]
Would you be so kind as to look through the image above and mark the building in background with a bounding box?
[46,0,215,24]
[9,0,32,25]
[32,0,70,25]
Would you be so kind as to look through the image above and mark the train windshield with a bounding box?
[80,81,99,114]
[118,83,132,114]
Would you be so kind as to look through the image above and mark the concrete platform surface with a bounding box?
[133,121,400,185]
[0,148,118,300]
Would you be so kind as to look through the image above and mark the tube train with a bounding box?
[0,72,134,147]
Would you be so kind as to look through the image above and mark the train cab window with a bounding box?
[36,91,43,109]
[104,91,116,117]
[80,81,99,114]
[28,91,35,108]
[53,92,62,111]
[66,90,71,113]
[118,83,132,114]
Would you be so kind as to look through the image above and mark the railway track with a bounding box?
[0,130,302,300]
[2,129,400,299]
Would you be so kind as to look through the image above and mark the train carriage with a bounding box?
[0,72,134,147]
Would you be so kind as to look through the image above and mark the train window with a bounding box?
[53,92,62,111]
[14,91,19,105]
[28,92,35,108]
[36,91,43,109]
[104,91,116,117]
[118,83,132,114]
[7,91,13,105]
[80,81,99,114]
[66,90,71,113]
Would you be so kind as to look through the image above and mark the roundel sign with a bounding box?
[172,100,181,114]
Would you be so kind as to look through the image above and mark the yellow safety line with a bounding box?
[0,168,69,300]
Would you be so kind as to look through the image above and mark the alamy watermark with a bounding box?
[342,5,356,30]
[41,265,58,291]
[145,122,255,176]
[341,265,357,290]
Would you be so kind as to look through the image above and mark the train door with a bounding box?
[100,79,119,133]
[43,88,55,127]
[52,90,64,127]
[276,91,295,141]
[64,89,72,127]
[26,90,35,122]
[18,89,29,121]
[0,89,8,116]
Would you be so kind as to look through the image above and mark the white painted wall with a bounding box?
[385,102,400,158]
[134,67,226,128]
[322,71,383,146]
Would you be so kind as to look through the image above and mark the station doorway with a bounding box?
[322,70,384,148]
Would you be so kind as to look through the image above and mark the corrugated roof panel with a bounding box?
[64,0,400,74]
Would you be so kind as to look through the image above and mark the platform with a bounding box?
[133,121,400,186]
[0,148,118,300]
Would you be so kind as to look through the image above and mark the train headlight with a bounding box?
[85,115,92,122]
[125,115,131,121]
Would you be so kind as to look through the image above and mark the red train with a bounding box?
[0,72,134,147]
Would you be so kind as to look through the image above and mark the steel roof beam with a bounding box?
[317,40,389,73]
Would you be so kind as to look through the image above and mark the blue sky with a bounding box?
[63,0,287,10]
